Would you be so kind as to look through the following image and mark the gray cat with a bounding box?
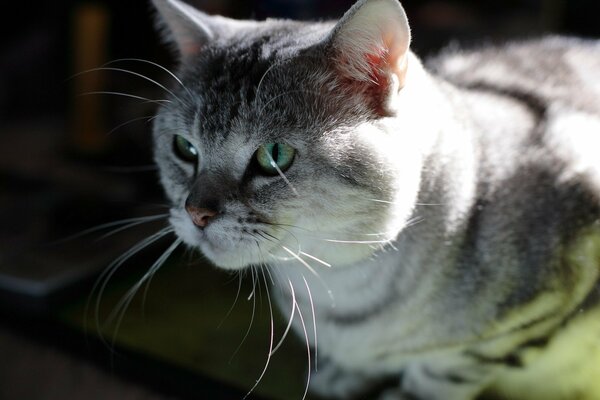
[150,0,600,398]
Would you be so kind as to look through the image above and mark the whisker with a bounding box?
[79,91,171,105]
[97,214,170,240]
[406,216,425,228]
[107,115,157,136]
[139,238,183,316]
[248,266,258,301]
[263,263,276,286]
[264,220,393,238]
[279,246,335,307]
[72,66,184,104]
[367,198,442,206]
[322,239,392,244]
[270,278,296,356]
[230,267,257,363]
[295,289,312,400]
[106,238,182,346]
[258,89,321,117]
[255,58,288,102]
[254,53,323,105]
[243,267,275,399]
[302,275,318,372]
[54,214,168,244]
[217,272,244,329]
[258,230,279,242]
[86,227,173,346]
[300,251,331,268]
[253,229,277,244]
[104,58,194,99]
[280,246,319,277]
[265,151,299,197]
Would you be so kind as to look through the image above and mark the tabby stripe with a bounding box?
[455,81,548,145]
[422,366,480,385]
[465,349,524,368]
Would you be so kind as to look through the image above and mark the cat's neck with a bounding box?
[389,52,480,236]
[271,54,481,312]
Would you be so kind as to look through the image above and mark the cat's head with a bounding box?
[152,0,429,270]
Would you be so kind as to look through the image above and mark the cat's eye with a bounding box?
[173,135,198,163]
[255,143,296,175]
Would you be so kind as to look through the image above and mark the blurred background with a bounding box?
[1,1,599,399]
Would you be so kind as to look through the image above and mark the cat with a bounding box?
[150,0,600,398]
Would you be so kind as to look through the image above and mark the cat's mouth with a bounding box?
[169,209,282,270]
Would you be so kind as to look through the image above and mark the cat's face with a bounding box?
[152,0,422,270]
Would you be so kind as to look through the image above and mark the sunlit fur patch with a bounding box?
[483,227,600,400]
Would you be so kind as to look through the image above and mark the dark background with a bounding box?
[3,0,600,126]
[1,1,600,399]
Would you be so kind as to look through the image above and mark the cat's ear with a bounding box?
[152,0,215,58]
[327,0,411,90]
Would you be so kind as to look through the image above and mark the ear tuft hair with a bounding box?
[328,0,411,86]
[152,0,214,59]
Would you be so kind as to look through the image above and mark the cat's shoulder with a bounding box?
[427,36,600,81]
[427,36,600,115]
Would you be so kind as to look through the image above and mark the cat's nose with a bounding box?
[185,204,218,228]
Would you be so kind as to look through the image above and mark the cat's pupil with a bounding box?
[173,135,198,164]
[254,143,296,175]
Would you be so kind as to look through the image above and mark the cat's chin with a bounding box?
[198,240,267,270]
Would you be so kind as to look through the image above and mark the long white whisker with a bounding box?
[295,293,312,400]
[263,263,276,286]
[243,268,275,399]
[87,227,173,345]
[300,251,331,268]
[281,246,319,278]
[406,216,425,228]
[248,266,257,301]
[270,278,297,356]
[230,267,257,363]
[266,151,299,197]
[258,89,321,117]
[55,214,168,244]
[367,198,442,206]
[80,91,171,105]
[280,246,336,308]
[302,275,318,372]
[255,53,322,105]
[140,238,183,315]
[323,239,392,244]
[107,115,157,135]
[217,272,244,329]
[255,58,288,102]
[105,58,194,99]
[73,67,182,102]
[268,222,394,238]
[97,214,170,240]
[107,238,182,346]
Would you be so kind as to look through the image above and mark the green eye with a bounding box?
[173,135,198,163]
[255,143,296,175]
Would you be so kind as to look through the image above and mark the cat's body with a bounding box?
[150,0,600,399]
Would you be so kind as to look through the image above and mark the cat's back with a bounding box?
[428,37,600,199]
[428,36,600,115]
[423,37,600,400]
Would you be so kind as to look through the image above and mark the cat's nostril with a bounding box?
[185,204,218,228]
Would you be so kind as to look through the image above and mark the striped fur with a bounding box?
[151,0,600,398]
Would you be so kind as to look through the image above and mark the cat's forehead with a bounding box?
[173,45,339,144]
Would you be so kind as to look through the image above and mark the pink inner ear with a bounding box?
[365,51,390,86]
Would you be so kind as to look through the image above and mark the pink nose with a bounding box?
[185,204,218,228]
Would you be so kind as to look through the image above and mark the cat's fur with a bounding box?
[150,0,600,398]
